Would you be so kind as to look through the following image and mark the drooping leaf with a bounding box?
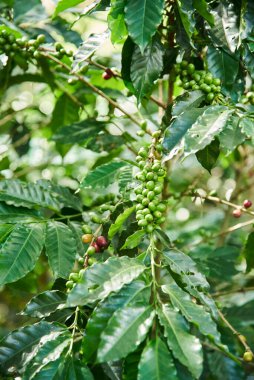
[0,223,45,286]
[196,138,220,173]
[130,37,164,102]
[124,0,164,53]
[0,322,64,373]
[163,107,206,154]
[242,232,254,272]
[108,206,135,239]
[158,304,203,379]
[67,256,146,307]
[80,161,127,189]
[185,105,232,155]
[21,290,68,318]
[50,94,80,132]
[72,31,109,73]
[45,221,76,279]
[108,0,128,44]
[176,0,195,40]
[193,0,214,25]
[162,282,221,343]
[97,305,154,362]
[121,230,146,249]
[83,281,150,361]
[138,337,178,380]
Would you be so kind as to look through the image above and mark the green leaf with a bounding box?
[193,0,214,25]
[176,0,195,40]
[218,114,246,154]
[243,232,254,273]
[158,305,203,379]
[196,138,220,173]
[108,0,128,44]
[68,221,84,256]
[23,332,71,379]
[0,224,13,243]
[118,165,133,194]
[58,357,94,380]
[162,282,221,343]
[72,31,109,73]
[80,161,127,189]
[0,180,61,212]
[83,281,150,361]
[163,108,206,154]
[0,223,45,286]
[121,230,146,249]
[130,37,164,102]
[124,0,164,53]
[45,221,76,279]
[207,350,243,380]
[50,94,80,132]
[21,290,67,318]
[67,256,146,307]
[206,46,239,92]
[185,105,232,155]
[172,90,205,117]
[239,116,254,138]
[0,203,40,223]
[108,206,136,239]
[26,356,63,380]
[0,321,64,373]
[53,0,84,16]
[97,305,154,362]
[52,120,104,145]
[138,337,178,380]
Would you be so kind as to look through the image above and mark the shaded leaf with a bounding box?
[121,230,146,249]
[196,138,220,172]
[52,120,104,145]
[21,290,67,318]
[108,206,135,239]
[243,232,254,273]
[50,94,80,132]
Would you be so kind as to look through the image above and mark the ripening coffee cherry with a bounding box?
[243,351,253,362]
[82,224,92,234]
[91,242,101,252]
[102,71,112,80]
[87,246,96,255]
[243,199,252,208]
[232,209,242,218]
[82,234,93,244]
[96,235,108,248]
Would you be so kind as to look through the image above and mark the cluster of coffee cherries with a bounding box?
[66,224,109,291]
[0,30,46,59]
[232,199,252,218]
[134,132,167,233]
[241,90,254,105]
[54,42,73,59]
[175,60,222,103]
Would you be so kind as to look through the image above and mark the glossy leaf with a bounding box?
[58,357,94,380]
[121,230,146,249]
[97,305,154,362]
[196,138,220,173]
[130,37,164,102]
[172,90,205,117]
[218,114,246,154]
[108,206,135,239]
[53,0,84,16]
[45,221,76,279]
[158,304,203,379]
[176,0,195,39]
[80,161,127,189]
[67,256,146,307]
[138,337,178,380]
[124,0,164,53]
[0,224,13,243]
[21,290,67,318]
[0,223,44,286]
[185,106,232,155]
[72,31,109,73]
[0,322,64,373]
[162,282,221,343]
[83,281,150,361]
[163,108,205,154]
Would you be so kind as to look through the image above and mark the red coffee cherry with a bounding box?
[232,209,242,218]
[243,199,252,209]
[96,236,108,249]
[102,71,112,80]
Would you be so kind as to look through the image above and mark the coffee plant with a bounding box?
[0,0,254,379]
